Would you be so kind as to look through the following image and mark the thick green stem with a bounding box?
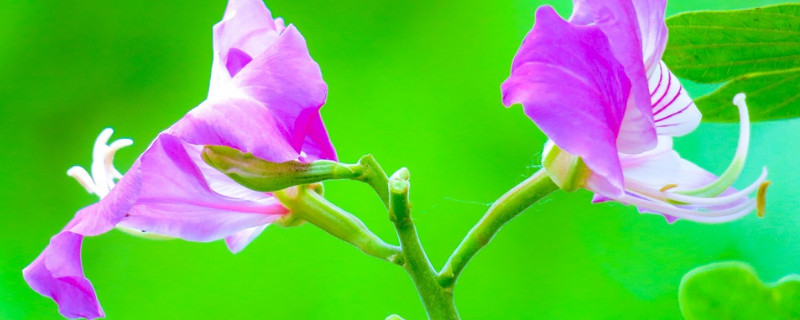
[389,169,460,320]
[275,187,402,265]
[356,154,390,207]
[439,169,558,288]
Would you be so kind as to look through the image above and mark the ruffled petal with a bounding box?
[65,162,142,236]
[225,224,270,254]
[167,97,300,163]
[631,0,668,74]
[234,25,329,154]
[23,232,104,320]
[118,134,288,242]
[299,112,337,161]
[209,0,281,94]
[570,0,657,154]
[502,6,629,195]
[648,61,702,136]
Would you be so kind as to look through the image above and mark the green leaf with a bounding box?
[679,261,800,320]
[695,68,800,122]
[664,4,800,83]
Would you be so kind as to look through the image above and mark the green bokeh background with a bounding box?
[1,0,797,319]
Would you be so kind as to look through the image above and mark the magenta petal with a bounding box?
[65,163,142,236]
[214,0,279,57]
[225,224,269,254]
[24,157,140,319]
[234,25,329,153]
[209,0,280,94]
[632,0,669,74]
[23,232,104,320]
[167,97,300,163]
[225,48,253,78]
[502,6,628,195]
[570,0,657,154]
[118,134,288,242]
[300,112,337,161]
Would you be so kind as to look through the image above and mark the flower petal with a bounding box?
[648,61,701,136]
[167,97,300,163]
[502,6,629,195]
[116,134,288,242]
[299,112,337,161]
[570,0,657,154]
[65,162,142,236]
[23,232,104,320]
[630,0,668,74]
[234,24,329,154]
[209,0,281,94]
[619,136,716,191]
[225,224,270,254]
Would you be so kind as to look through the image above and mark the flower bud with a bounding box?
[202,145,362,192]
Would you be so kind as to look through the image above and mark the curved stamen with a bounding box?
[104,138,133,188]
[66,128,172,240]
[678,93,751,197]
[68,128,133,196]
[614,193,756,223]
[90,128,115,197]
[624,167,768,207]
[67,166,97,194]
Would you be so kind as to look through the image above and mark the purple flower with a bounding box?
[501,1,767,222]
[23,0,334,318]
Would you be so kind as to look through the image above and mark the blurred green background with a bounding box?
[1,0,797,319]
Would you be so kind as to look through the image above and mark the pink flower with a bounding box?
[23,0,334,318]
[501,1,767,222]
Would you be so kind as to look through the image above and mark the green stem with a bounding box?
[438,169,558,288]
[355,154,390,207]
[275,187,402,265]
[389,169,460,320]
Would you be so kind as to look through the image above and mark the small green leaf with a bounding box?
[664,4,800,83]
[695,68,800,122]
[679,261,800,320]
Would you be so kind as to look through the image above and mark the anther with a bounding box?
[756,181,771,218]
[660,184,678,192]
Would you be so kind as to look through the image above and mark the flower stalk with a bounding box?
[274,187,402,264]
[439,169,558,288]
[388,168,460,320]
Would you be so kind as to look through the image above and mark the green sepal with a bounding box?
[541,142,590,192]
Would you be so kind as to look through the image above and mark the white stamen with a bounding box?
[67,166,97,194]
[66,129,173,240]
[68,128,133,199]
[678,93,751,197]
[625,167,768,207]
[90,128,114,196]
[104,138,133,186]
[613,193,756,223]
